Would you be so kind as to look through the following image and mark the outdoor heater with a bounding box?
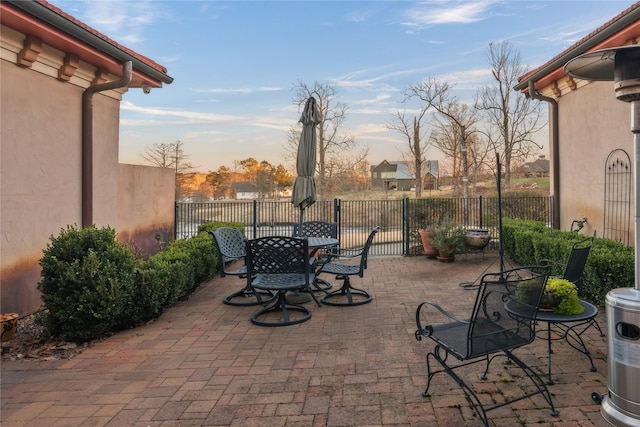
[565,45,640,427]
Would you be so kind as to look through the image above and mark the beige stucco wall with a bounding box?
[117,164,175,257]
[1,26,174,315]
[0,47,124,315]
[555,81,633,241]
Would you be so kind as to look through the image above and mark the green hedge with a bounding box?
[38,222,244,342]
[502,218,634,305]
[38,226,138,341]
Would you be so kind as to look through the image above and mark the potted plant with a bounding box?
[516,278,585,315]
[418,226,438,258]
[429,222,468,262]
[542,278,585,315]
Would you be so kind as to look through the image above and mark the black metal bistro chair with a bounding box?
[315,226,379,306]
[415,266,558,426]
[292,220,339,291]
[538,236,605,383]
[246,236,321,327]
[209,228,273,306]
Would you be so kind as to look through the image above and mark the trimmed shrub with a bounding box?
[37,222,235,341]
[503,219,635,306]
[37,225,137,342]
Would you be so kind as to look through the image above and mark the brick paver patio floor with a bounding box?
[1,253,611,426]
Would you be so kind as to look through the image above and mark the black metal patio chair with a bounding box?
[209,227,273,306]
[315,226,379,306]
[538,236,605,383]
[415,265,558,426]
[246,236,320,327]
[292,220,339,291]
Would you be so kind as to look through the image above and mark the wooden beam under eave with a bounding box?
[92,68,108,85]
[17,35,41,68]
[58,53,78,81]
[552,81,561,97]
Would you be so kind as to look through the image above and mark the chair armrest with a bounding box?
[540,259,565,276]
[540,259,563,267]
[415,301,468,341]
[330,247,365,259]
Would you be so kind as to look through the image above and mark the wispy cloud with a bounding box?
[433,68,493,89]
[331,66,437,89]
[120,101,291,132]
[344,8,375,23]
[121,101,242,124]
[194,87,283,94]
[402,1,497,28]
[66,0,162,45]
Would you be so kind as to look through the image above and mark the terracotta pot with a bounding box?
[419,229,438,258]
[436,245,455,262]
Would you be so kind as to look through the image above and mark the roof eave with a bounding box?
[6,0,173,86]
[514,4,640,92]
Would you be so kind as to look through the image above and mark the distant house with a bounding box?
[231,182,260,200]
[370,160,439,191]
[524,155,550,177]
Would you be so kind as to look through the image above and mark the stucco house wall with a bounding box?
[0,1,173,316]
[555,82,630,239]
[1,43,124,317]
[117,164,176,257]
[515,2,640,245]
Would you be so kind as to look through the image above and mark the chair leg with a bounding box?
[223,284,274,306]
[321,276,372,306]
[421,345,559,426]
[312,277,332,293]
[250,290,312,327]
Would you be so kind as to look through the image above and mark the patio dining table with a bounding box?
[286,236,339,304]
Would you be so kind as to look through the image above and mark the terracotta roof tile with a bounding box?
[36,0,168,74]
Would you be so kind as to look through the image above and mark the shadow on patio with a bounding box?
[1,252,609,426]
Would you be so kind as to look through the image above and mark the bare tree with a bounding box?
[386,110,430,198]
[321,145,369,198]
[288,81,357,198]
[141,140,196,200]
[141,142,173,168]
[475,41,544,189]
[404,78,480,198]
[429,103,482,194]
[141,140,195,172]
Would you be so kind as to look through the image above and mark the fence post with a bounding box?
[334,198,341,236]
[174,202,178,240]
[252,199,257,239]
[403,197,410,256]
[479,196,483,229]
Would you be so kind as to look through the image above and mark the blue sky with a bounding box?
[50,1,635,173]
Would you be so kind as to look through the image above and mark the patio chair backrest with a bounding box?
[209,227,246,277]
[562,237,593,292]
[465,266,550,359]
[292,221,338,239]
[246,236,311,277]
[360,226,379,272]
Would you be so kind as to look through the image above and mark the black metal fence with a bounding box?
[175,196,553,256]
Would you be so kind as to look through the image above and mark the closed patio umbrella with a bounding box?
[292,96,322,223]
